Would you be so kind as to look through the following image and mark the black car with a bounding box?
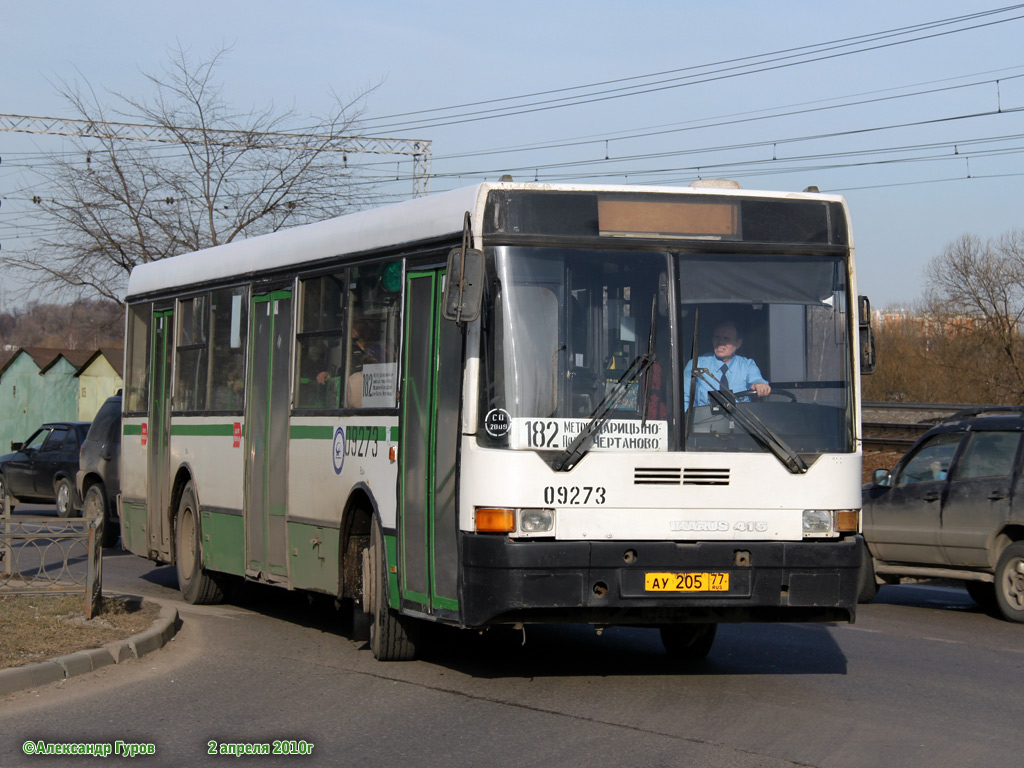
[0,422,91,516]
[861,406,1024,622]
[76,394,122,547]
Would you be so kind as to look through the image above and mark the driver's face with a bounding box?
[712,324,741,361]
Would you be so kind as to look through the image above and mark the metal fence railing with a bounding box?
[0,514,102,618]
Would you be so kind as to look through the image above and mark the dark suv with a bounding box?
[0,422,91,516]
[76,394,122,548]
[862,407,1024,622]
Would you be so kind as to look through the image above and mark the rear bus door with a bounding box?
[245,289,293,582]
[147,308,174,559]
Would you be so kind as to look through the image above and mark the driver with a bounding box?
[683,320,771,407]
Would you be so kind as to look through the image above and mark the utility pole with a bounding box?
[0,113,432,197]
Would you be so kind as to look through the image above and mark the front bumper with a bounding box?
[458,533,861,628]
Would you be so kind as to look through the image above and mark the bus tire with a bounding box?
[366,521,418,661]
[659,623,717,660]
[175,481,223,605]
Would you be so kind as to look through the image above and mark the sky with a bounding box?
[2,1,1023,311]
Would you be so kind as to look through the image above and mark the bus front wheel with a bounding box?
[364,521,419,661]
[175,481,224,605]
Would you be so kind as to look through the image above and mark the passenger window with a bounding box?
[295,272,347,410]
[952,431,1022,480]
[344,261,401,409]
[175,295,210,412]
[125,304,152,413]
[894,432,962,486]
[210,288,248,411]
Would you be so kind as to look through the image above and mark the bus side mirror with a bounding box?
[858,295,876,375]
[442,246,484,323]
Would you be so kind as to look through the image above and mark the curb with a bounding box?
[0,601,181,697]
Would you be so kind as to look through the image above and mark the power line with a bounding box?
[359,6,1024,133]
[0,114,432,197]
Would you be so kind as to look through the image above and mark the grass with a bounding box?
[0,594,159,670]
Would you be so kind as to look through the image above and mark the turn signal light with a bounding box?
[835,509,860,533]
[475,507,515,533]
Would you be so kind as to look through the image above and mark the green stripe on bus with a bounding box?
[290,425,396,441]
[171,424,238,437]
[290,425,334,440]
[123,424,143,436]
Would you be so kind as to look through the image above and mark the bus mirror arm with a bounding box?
[858,295,876,375]
[442,211,485,324]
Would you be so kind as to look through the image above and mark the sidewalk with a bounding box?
[0,600,180,697]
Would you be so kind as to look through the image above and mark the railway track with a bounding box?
[861,401,979,452]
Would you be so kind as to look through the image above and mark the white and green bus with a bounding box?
[119,181,873,660]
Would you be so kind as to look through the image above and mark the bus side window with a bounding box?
[295,273,347,410]
[210,288,248,411]
[345,262,401,409]
[125,303,152,413]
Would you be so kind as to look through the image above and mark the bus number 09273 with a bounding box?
[544,486,607,505]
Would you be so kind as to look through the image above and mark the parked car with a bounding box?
[76,394,122,548]
[0,422,91,516]
[861,406,1024,622]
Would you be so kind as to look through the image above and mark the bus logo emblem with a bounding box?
[333,427,346,475]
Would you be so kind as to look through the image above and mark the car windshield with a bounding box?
[477,246,855,458]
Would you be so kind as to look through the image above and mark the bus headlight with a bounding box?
[803,509,834,535]
[519,508,554,534]
[802,509,860,537]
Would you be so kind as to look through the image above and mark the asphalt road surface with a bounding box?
[2,510,1021,767]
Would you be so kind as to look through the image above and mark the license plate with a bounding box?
[644,572,730,592]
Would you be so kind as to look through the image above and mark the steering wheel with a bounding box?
[732,388,798,402]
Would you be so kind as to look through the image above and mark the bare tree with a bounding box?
[924,229,1024,403]
[4,45,384,302]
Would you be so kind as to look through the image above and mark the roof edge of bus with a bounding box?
[124,181,847,300]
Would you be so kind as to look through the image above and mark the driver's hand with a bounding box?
[752,381,771,398]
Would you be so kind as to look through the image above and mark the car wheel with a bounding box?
[364,520,418,660]
[0,471,14,514]
[55,477,74,518]
[84,483,119,548]
[964,580,998,611]
[174,481,224,605]
[994,541,1024,623]
[659,623,718,660]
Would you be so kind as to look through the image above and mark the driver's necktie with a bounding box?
[719,364,730,392]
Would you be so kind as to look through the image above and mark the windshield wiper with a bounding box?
[554,352,654,472]
[706,386,808,474]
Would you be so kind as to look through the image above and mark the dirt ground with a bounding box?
[0,594,158,670]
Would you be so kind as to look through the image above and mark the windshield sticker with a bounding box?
[484,408,512,440]
[510,418,667,451]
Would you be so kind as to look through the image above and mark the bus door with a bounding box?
[245,289,293,582]
[400,269,461,616]
[148,308,174,560]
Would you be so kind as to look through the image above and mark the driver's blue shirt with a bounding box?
[683,354,768,408]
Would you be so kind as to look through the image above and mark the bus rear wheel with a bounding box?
[660,623,717,660]
[175,481,224,605]
[364,521,418,661]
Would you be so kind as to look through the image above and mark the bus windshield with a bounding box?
[478,245,854,458]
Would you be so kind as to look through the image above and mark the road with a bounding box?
[2,512,1022,767]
